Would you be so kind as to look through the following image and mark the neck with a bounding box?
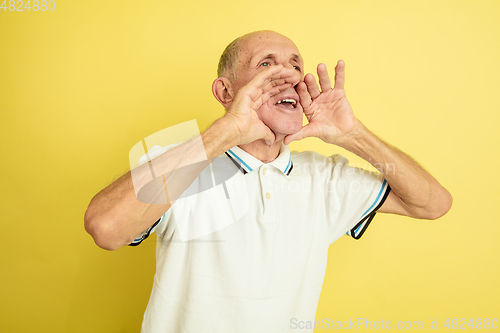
[238,138,282,163]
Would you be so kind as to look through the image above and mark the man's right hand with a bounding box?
[222,65,299,146]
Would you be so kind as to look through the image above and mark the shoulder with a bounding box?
[290,150,349,169]
[288,150,352,181]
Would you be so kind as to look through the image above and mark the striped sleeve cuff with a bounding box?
[128,213,166,246]
[347,180,391,240]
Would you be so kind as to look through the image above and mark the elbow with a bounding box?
[425,188,453,220]
[84,206,126,251]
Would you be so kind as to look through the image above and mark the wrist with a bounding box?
[335,119,365,151]
[202,117,239,157]
[338,121,389,163]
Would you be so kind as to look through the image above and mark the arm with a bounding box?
[339,123,452,219]
[284,61,452,220]
[84,121,235,251]
[85,65,299,250]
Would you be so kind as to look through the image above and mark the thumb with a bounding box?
[283,125,315,145]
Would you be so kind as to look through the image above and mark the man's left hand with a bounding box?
[283,60,360,147]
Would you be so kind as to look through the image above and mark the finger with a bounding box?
[280,66,301,86]
[260,77,287,92]
[269,78,286,87]
[263,66,297,86]
[296,81,311,110]
[256,83,292,108]
[317,63,332,92]
[275,65,297,78]
[256,67,296,94]
[268,83,293,97]
[334,60,345,90]
[283,125,314,145]
[304,73,320,99]
[244,79,290,106]
[249,64,284,89]
[237,65,297,110]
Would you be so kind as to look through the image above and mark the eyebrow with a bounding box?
[253,53,303,63]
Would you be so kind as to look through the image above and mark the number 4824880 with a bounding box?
[1,0,55,11]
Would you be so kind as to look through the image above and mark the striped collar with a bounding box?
[225,144,293,176]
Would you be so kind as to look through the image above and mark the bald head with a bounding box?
[217,31,297,81]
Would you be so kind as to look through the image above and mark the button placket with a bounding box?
[260,166,277,222]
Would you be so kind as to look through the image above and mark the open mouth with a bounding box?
[275,98,297,110]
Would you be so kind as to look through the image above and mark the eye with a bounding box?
[293,65,301,72]
[260,62,271,67]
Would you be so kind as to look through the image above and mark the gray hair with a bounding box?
[217,37,242,81]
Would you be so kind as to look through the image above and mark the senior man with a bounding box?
[85,30,452,332]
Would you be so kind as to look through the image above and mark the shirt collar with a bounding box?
[225,144,293,176]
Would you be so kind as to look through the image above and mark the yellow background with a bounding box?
[1,0,499,331]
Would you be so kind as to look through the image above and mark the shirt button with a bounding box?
[265,192,271,199]
[262,168,267,175]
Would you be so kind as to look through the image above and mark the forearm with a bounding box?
[84,117,238,250]
[339,121,452,219]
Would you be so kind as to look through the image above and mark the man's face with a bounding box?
[231,32,304,138]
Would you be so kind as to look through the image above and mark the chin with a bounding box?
[259,104,304,139]
[268,119,303,138]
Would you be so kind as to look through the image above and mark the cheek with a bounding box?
[286,114,305,132]
[255,102,271,118]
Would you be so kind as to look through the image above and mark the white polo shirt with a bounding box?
[135,145,390,333]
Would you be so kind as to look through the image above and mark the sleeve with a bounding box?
[128,212,167,246]
[344,180,391,239]
[325,154,391,243]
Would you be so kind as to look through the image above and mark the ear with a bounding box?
[212,77,235,108]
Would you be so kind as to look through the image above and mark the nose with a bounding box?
[282,63,301,88]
